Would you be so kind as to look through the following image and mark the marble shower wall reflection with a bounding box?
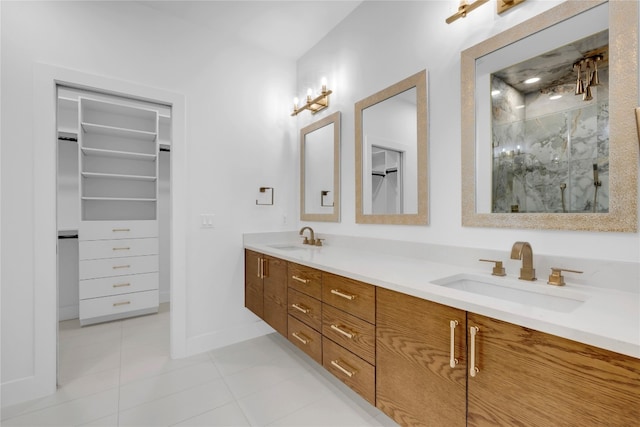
[491,73,609,213]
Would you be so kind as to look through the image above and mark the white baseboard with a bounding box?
[159,290,170,304]
[1,373,56,408]
[185,320,272,357]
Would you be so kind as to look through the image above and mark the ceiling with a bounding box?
[139,1,363,60]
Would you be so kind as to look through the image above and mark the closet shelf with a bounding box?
[81,197,157,202]
[81,147,157,161]
[81,172,157,182]
[81,122,157,141]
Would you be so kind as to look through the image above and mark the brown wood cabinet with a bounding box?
[466,313,640,427]
[244,249,287,336]
[376,287,467,427]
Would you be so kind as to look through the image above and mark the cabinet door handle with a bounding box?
[292,332,310,345]
[292,275,309,284]
[450,320,459,368]
[330,289,356,300]
[112,264,130,269]
[113,301,131,307]
[256,258,262,278]
[112,228,130,232]
[291,303,310,314]
[330,324,355,339]
[113,283,131,288]
[262,259,268,278]
[330,360,356,378]
[112,247,131,251]
[469,326,480,377]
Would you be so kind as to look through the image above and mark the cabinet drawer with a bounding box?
[323,337,375,405]
[288,288,322,331]
[80,290,158,325]
[288,315,322,364]
[80,220,157,240]
[80,272,158,300]
[80,255,158,280]
[322,304,375,365]
[79,238,158,260]
[322,273,375,324]
[288,263,322,299]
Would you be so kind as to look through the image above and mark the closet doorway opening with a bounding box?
[56,85,172,383]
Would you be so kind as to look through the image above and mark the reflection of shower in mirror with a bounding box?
[371,147,403,214]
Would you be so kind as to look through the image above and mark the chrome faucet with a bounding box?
[299,226,315,245]
[510,241,536,281]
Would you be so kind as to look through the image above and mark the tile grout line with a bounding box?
[205,351,254,427]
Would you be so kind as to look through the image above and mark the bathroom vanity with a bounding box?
[244,237,639,427]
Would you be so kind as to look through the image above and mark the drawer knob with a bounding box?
[330,289,356,301]
[112,228,131,232]
[112,247,131,251]
[292,332,310,345]
[292,275,309,284]
[330,359,356,378]
[113,301,131,307]
[330,324,355,339]
[113,283,131,288]
[291,303,310,314]
[112,264,131,270]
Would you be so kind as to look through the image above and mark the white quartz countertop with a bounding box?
[245,241,640,359]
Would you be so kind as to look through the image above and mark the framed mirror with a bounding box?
[356,70,428,225]
[300,111,341,222]
[461,0,638,232]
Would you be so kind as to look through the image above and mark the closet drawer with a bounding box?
[323,337,375,405]
[322,304,375,365]
[80,290,158,322]
[288,315,322,364]
[79,220,157,241]
[80,255,158,280]
[80,272,158,300]
[79,238,158,260]
[288,288,322,331]
[322,273,376,324]
[288,263,322,299]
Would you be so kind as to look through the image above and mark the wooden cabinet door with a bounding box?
[467,313,640,427]
[244,250,263,318]
[263,255,288,336]
[376,288,466,427]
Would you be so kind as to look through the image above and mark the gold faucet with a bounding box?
[510,241,536,281]
[299,226,315,245]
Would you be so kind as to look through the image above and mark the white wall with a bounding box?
[1,0,296,405]
[296,0,640,264]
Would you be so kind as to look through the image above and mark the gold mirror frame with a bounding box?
[355,70,428,225]
[461,0,638,232]
[300,111,341,222]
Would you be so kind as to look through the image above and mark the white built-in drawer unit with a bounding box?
[80,272,158,300]
[79,238,158,260]
[79,220,158,240]
[79,255,158,280]
[79,289,159,325]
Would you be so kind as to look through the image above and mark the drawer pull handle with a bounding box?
[257,258,262,278]
[330,324,355,339]
[292,275,309,284]
[113,283,131,288]
[449,320,459,368]
[292,303,310,314]
[330,360,355,378]
[112,228,131,232]
[292,332,310,345]
[112,265,130,269]
[113,301,131,307]
[469,326,480,378]
[112,247,131,251]
[330,289,356,300]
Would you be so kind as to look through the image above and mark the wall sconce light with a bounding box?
[291,78,332,116]
[497,0,527,15]
[573,54,603,102]
[446,0,489,24]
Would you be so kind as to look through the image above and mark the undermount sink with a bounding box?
[267,244,311,251]
[432,274,587,313]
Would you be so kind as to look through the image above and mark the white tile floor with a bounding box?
[1,304,399,426]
